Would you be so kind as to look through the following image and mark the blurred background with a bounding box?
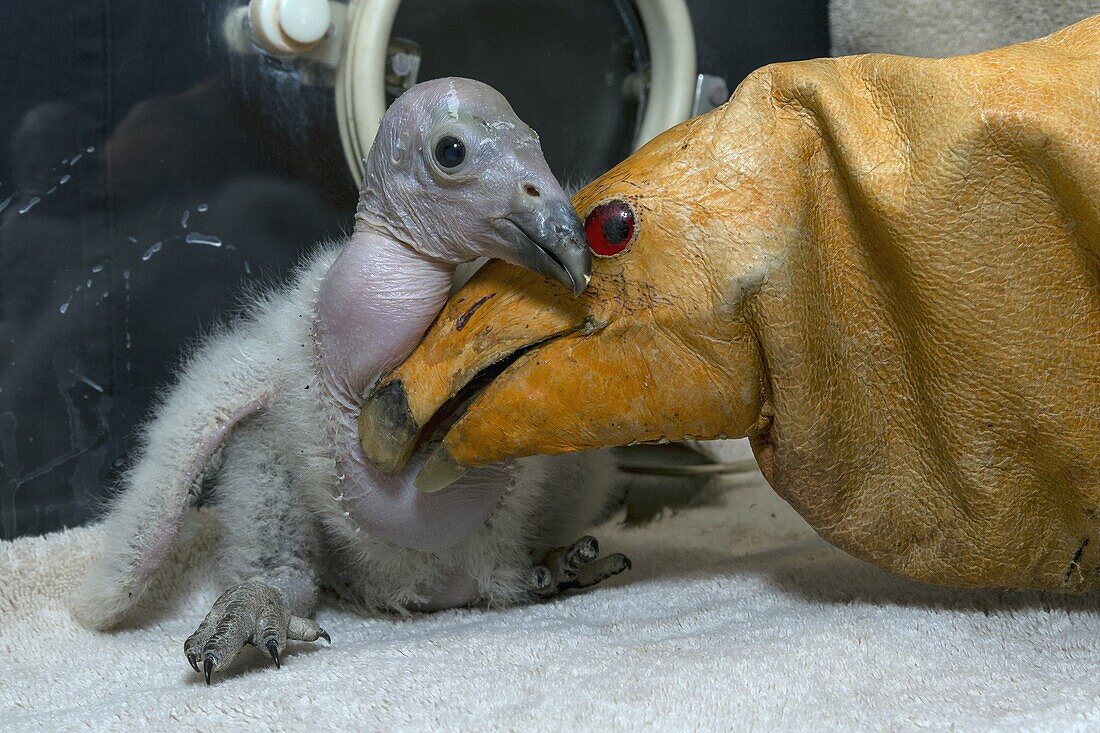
[1,0,1093,538]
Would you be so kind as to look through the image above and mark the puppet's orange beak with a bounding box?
[357,260,592,476]
[360,253,762,491]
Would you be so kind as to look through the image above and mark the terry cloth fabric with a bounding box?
[3,455,1100,731]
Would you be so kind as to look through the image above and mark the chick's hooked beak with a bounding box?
[500,183,591,296]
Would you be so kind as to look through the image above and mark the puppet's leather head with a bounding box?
[362,16,1100,592]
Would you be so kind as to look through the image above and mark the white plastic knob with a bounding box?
[249,0,331,55]
[279,0,331,44]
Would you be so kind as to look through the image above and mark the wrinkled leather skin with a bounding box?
[367,16,1100,591]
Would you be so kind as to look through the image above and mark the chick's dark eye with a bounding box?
[584,199,636,257]
[434,136,466,169]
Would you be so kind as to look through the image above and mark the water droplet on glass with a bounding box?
[141,241,163,261]
[45,186,57,196]
[197,203,209,212]
[59,174,71,185]
[0,195,12,215]
[59,300,70,314]
[185,232,222,247]
[86,279,92,288]
[70,153,82,166]
[101,291,109,299]
[244,260,252,275]
[18,197,41,214]
[123,269,131,281]
[72,370,104,392]
[127,235,138,243]
[86,146,95,153]
[92,265,103,273]
[180,210,190,228]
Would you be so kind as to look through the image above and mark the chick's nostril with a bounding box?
[523,183,540,198]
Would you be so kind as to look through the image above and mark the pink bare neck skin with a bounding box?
[316,230,453,408]
[315,230,509,551]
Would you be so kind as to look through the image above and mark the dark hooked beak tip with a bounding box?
[566,253,591,296]
[554,252,589,296]
[552,218,591,297]
[506,207,591,297]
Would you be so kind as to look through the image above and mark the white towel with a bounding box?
[4,461,1100,731]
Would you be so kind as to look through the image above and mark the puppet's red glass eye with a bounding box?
[584,200,636,257]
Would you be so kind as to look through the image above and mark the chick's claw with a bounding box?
[183,580,329,684]
[531,535,631,598]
